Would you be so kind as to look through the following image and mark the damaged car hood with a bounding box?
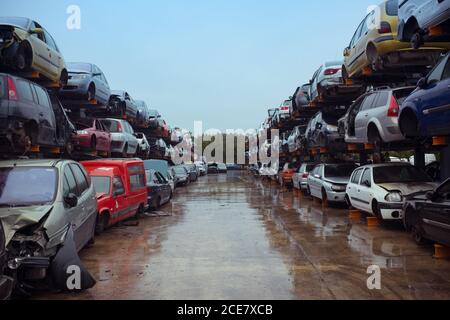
[378,182,436,196]
[0,205,53,245]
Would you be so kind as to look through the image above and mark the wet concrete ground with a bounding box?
[38,172,450,300]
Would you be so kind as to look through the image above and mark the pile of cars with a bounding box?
[0,15,212,299]
[255,0,450,254]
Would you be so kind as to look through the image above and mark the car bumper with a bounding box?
[325,190,346,203]
[378,202,404,220]
[60,79,90,97]
[72,134,91,148]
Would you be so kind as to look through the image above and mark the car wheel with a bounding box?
[122,143,128,158]
[368,125,382,150]
[59,69,68,87]
[372,200,382,221]
[90,136,97,152]
[95,213,109,235]
[411,32,423,50]
[411,223,426,245]
[345,194,352,208]
[136,204,145,218]
[87,84,96,101]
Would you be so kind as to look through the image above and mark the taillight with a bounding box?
[147,186,151,193]
[116,121,123,132]
[302,173,309,178]
[324,68,340,76]
[280,106,289,111]
[378,21,392,34]
[387,95,399,117]
[7,76,18,101]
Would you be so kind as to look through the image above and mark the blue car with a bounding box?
[399,53,450,138]
[60,62,111,106]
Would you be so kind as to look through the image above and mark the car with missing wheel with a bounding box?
[398,0,450,49]
[346,163,435,221]
[109,90,138,122]
[59,62,111,106]
[342,0,447,81]
[0,17,68,86]
[305,111,346,152]
[0,159,97,295]
[0,73,75,155]
[72,118,112,156]
[338,86,414,146]
[307,163,358,205]
[403,179,450,246]
[399,52,450,138]
[81,159,148,234]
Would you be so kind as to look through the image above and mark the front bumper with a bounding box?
[72,134,91,148]
[378,202,404,220]
[325,190,346,203]
[60,79,89,97]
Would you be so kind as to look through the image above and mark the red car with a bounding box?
[72,119,112,155]
[81,159,148,234]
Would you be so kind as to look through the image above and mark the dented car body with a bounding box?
[0,159,97,295]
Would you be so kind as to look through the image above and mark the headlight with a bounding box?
[385,192,403,202]
[71,74,89,80]
[331,184,346,192]
[77,130,89,135]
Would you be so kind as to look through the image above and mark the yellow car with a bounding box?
[342,0,450,81]
[0,17,68,86]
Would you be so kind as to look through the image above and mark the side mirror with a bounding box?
[417,77,427,89]
[30,28,44,35]
[64,193,78,208]
[343,47,350,57]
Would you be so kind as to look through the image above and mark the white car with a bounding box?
[346,163,436,221]
[135,132,150,158]
[195,161,207,176]
[293,163,316,192]
[398,0,450,48]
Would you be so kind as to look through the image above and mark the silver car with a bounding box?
[100,119,138,157]
[307,163,358,204]
[0,159,97,293]
[338,87,415,146]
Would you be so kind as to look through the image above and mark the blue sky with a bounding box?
[3,0,376,131]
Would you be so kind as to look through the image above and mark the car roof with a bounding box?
[0,159,66,167]
[359,163,413,169]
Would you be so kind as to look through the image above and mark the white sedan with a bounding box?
[346,163,436,221]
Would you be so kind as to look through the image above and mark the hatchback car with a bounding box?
[293,163,316,192]
[308,163,358,205]
[338,87,415,145]
[72,118,111,155]
[398,0,450,49]
[399,52,450,138]
[342,0,446,81]
[346,163,435,221]
[109,90,138,122]
[100,119,138,157]
[306,111,346,151]
[184,164,199,182]
[0,17,68,86]
[146,169,172,209]
[0,159,97,293]
[60,62,111,106]
[0,73,75,155]
[171,166,189,186]
[403,179,450,245]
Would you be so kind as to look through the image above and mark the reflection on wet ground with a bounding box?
[37,172,450,300]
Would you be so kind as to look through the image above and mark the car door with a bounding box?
[126,121,138,153]
[355,12,373,71]
[112,175,129,219]
[31,84,55,145]
[347,168,364,210]
[94,120,107,151]
[92,65,108,103]
[70,163,95,250]
[154,172,167,202]
[346,19,365,75]
[27,21,48,73]
[62,164,86,251]
[357,168,373,213]
[309,165,321,197]
[355,93,377,142]
[418,55,450,136]
[42,28,62,79]
[157,172,171,201]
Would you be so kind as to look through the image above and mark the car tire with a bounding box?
[411,32,423,50]
[90,136,97,152]
[411,223,426,245]
[372,200,382,221]
[345,194,352,208]
[136,204,145,218]
[95,213,109,235]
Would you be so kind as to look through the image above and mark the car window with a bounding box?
[101,120,119,132]
[360,168,372,187]
[129,171,146,192]
[361,93,377,111]
[428,55,448,84]
[372,91,389,109]
[441,58,450,80]
[112,176,125,195]
[43,29,58,51]
[351,169,363,184]
[15,79,34,102]
[91,176,111,195]
[359,13,371,38]
[373,165,432,183]
[70,164,89,194]
[351,20,364,47]
[33,85,51,108]
[64,166,79,197]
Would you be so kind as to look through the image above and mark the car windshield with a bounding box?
[0,167,57,207]
[373,166,432,184]
[67,63,91,72]
[0,75,5,99]
[385,0,398,16]
[324,164,357,178]
[0,17,30,29]
[91,176,110,195]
